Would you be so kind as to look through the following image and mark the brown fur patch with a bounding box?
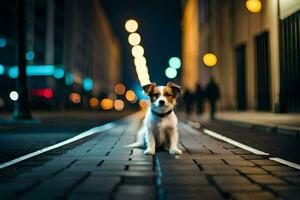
[163,86,176,104]
[148,86,161,103]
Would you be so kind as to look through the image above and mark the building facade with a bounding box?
[182,0,300,113]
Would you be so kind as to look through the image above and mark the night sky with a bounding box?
[101,0,183,89]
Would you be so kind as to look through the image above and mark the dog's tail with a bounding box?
[122,126,145,148]
[123,142,143,148]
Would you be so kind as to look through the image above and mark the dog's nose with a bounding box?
[158,100,165,105]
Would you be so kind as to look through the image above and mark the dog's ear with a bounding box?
[167,82,183,96]
[142,82,156,95]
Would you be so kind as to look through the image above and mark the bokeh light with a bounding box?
[0,38,7,48]
[9,91,19,101]
[245,0,262,13]
[54,68,64,79]
[125,90,137,102]
[131,45,144,58]
[101,98,113,110]
[0,64,4,75]
[0,98,4,107]
[139,99,149,110]
[134,56,147,67]
[83,77,93,91]
[114,83,126,95]
[26,50,35,61]
[89,98,99,108]
[125,19,138,33]
[128,33,141,46]
[168,57,181,69]
[203,53,217,67]
[165,67,177,79]
[114,99,125,111]
[69,93,81,104]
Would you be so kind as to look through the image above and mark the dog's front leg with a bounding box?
[144,132,156,155]
[169,129,182,155]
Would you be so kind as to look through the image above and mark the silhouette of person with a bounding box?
[183,89,194,115]
[195,83,204,115]
[205,77,220,120]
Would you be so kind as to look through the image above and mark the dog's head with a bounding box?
[143,82,183,113]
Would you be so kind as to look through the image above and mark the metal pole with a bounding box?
[13,0,32,119]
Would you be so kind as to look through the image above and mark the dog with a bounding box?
[128,82,183,155]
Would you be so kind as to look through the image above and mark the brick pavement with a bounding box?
[0,116,299,200]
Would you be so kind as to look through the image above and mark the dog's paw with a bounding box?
[169,148,182,155]
[144,148,155,155]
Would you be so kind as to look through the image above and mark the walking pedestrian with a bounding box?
[194,83,205,115]
[183,89,194,115]
[205,77,220,120]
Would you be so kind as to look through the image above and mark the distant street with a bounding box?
[0,111,135,164]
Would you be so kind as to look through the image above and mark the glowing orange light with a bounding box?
[101,98,113,110]
[125,90,137,102]
[203,53,217,67]
[114,99,125,111]
[131,45,144,58]
[69,93,81,104]
[128,33,141,46]
[139,99,148,109]
[114,83,126,95]
[245,0,262,13]
[125,19,138,33]
[89,98,99,108]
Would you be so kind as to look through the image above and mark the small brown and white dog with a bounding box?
[129,82,183,155]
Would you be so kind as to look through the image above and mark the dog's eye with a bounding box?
[153,93,159,98]
[164,93,172,97]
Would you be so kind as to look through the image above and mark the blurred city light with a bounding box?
[9,91,19,101]
[125,90,137,102]
[168,57,181,69]
[0,38,7,48]
[8,67,18,79]
[125,19,138,33]
[89,98,99,108]
[245,0,262,13]
[53,68,65,79]
[128,33,141,46]
[165,67,177,79]
[65,73,73,85]
[0,64,4,75]
[83,77,93,91]
[31,89,54,99]
[203,53,217,67]
[114,83,126,95]
[134,56,147,67]
[131,45,144,58]
[101,98,113,110]
[26,50,35,61]
[69,93,81,104]
[114,99,124,111]
[139,99,148,110]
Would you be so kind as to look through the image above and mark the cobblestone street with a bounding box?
[0,116,299,200]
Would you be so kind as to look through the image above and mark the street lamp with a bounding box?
[203,53,217,67]
[245,0,262,13]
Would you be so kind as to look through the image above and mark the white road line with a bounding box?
[203,129,269,155]
[199,126,300,170]
[269,157,300,170]
[0,111,144,170]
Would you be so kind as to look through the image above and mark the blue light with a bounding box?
[0,38,7,48]
[65,73,73,85]
[83,77,93,91]
[133,83,147,99]
[26,50,35,61]
[8,67,19,79]
[54,68,64,79]
[0,65,4,75]
[168,57,181,69]
[165,67,177,79]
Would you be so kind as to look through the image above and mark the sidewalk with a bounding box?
[0,115,299,199]
[180,111,300,137]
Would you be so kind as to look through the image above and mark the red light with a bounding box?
[43,89,53,99]
[30,88,54,99]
